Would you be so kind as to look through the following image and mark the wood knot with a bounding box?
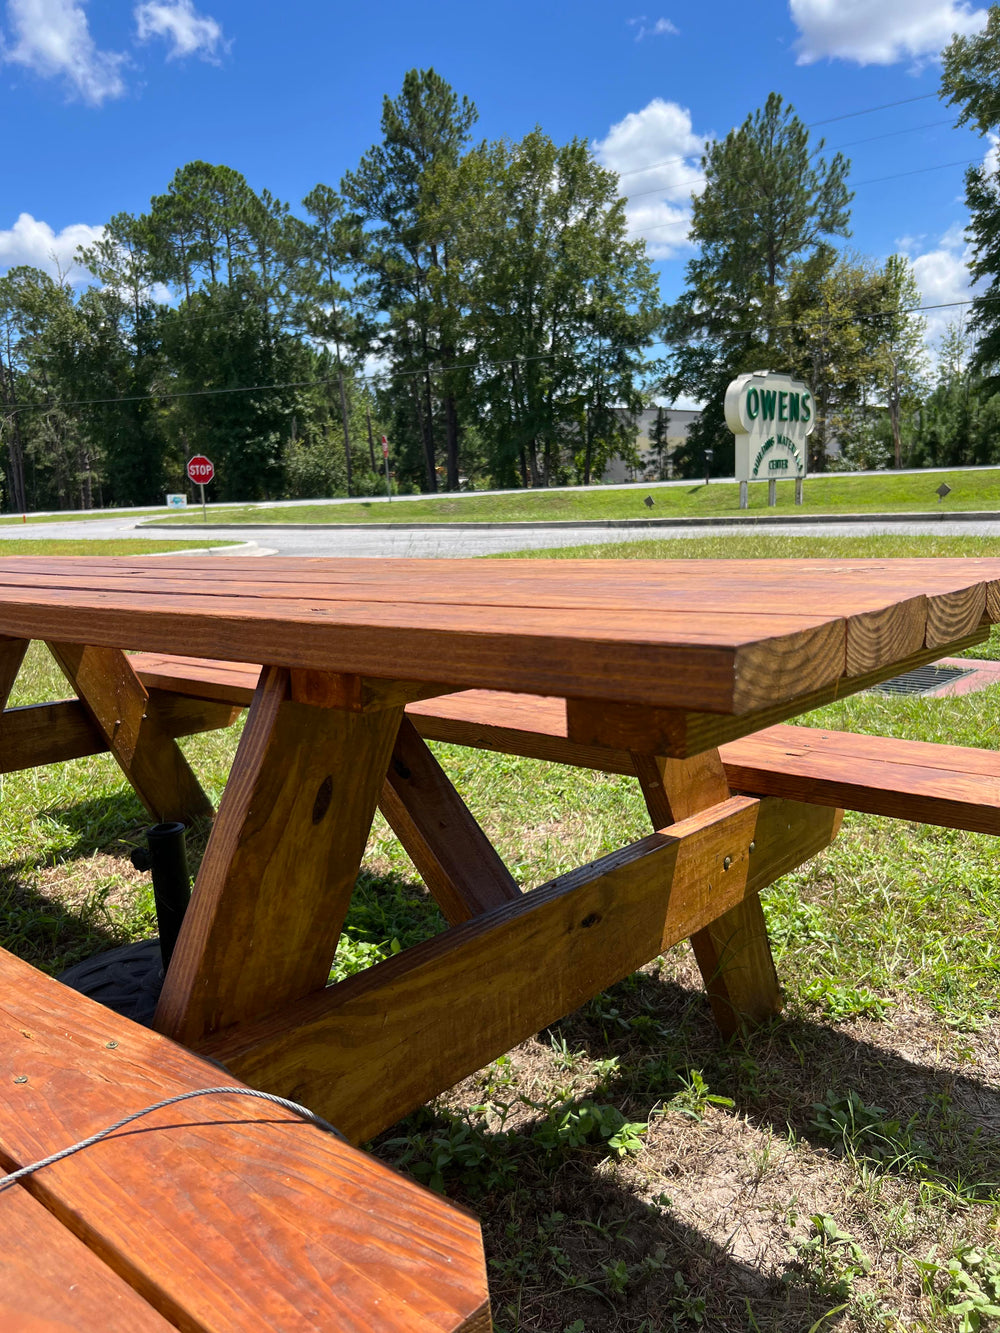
[580,912,601,929]
[312,775,334,824]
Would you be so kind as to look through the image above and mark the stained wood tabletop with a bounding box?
[0,555,998,714]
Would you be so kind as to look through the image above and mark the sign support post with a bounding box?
[382,436,391,502]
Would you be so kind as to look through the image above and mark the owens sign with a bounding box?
[186,455,215,485]
[725,371,813,490]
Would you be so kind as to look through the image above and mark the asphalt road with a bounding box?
[5,512,1000,556]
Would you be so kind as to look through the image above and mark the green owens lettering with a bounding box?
[801,393,811,422]
[760,389,777,419]
[778,391,788,421]
[746,387,759,419]
[789,393,800,422]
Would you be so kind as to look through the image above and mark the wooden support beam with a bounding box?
[379,716,521,924]
[635,747,788,1037]
[289,669,458,713]
[155,666,404,1046]
[0,694,242,775]
[45,642,213,824]
[205,794,840,1144]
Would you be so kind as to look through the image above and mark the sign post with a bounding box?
[186,455,215,522]
[381,435,391,502]
[725,371,814,509]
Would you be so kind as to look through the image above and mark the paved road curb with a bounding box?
[142,508,1000,534]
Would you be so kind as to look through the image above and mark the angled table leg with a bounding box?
[380,715,522,924]
[155,665,405,1047]
[0,635,28,710]
[46,642,212,824]
[632,748,783,1036]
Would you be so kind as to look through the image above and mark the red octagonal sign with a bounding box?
[186,454,215,485]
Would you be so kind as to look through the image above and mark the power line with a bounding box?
[607,91,941,181]
[630,154,980,236]
[3,294,985,417]
[617,117,958,205]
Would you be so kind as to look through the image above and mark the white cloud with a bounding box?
[134,0,225,61]
[0,212,104,281]
[593,98,706,260]
[2,0,127,103]
[898,224,979,349]
[627,15,679,41]
[790,0,987,66]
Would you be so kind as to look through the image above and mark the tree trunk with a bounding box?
[336,357,353,497]
[422,372,437,492]
[444,392,459,490]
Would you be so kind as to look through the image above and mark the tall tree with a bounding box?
[661,93,852,475]
[342,68,477,490]
[437,129,657,486]
[942,10,1000,385]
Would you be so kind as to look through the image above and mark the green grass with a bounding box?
[0,506,171,525]
[145,466,1000,525]
[4,534,1000,1331]
[0,538,235,556]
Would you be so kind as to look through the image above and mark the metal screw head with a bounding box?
[106,1041,118,1050]
[748,841,756,854]
[722,855,732,871]
[13,1075,27,1084]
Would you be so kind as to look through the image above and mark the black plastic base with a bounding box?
[59,939,164,1027]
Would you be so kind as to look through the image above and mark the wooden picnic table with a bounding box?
[1,554,999,1147]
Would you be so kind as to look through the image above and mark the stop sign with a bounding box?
[187,455,215,485]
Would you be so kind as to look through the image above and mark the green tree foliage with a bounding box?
[661,92,852,476]
[942,9,1000,387]
[341,68,477,491]
[437,128,657,486]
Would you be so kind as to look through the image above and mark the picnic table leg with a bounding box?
[632,748,782,1036]
[379,715,522,924]
[155,664,405,1047]
[45,642,213,824]
[0,635,28,711]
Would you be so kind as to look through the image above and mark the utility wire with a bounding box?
[630,154,981,236]
[3,295,986,416]
[608,92,940,180]
[617,118,957,204]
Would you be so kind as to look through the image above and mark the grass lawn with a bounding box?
[144,466,1000,526]
[0,539,235,556]
[0,507,169,526]
[2,533,1000,1331]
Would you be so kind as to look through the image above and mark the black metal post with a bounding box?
[130,822,191,972]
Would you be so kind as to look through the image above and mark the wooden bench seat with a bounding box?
[0,946,490,1333]
[123,654,1000,836]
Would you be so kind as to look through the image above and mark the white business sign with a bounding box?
[725,371,814,482]
[165,493,188,508]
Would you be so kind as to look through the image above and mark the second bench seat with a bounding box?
[126,654,1000,836]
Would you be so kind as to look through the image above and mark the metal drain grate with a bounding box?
[872,664,974,696]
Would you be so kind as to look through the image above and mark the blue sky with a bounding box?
[1,0,995,356]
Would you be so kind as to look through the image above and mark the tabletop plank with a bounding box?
[1,556,997,714]
[0,570,848,715]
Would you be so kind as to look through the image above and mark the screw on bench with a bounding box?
[130,822,191,972]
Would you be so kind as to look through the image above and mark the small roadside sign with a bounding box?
[166,493,187,508]
[937,483,952,502]
[186,455,214,485]
[186,455,214,522]
[381,435,391,501]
